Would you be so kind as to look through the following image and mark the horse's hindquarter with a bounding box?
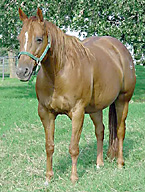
[83,36,136,110]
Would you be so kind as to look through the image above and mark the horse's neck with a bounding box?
[43,25,67,74]
[42,22,88,78]
[41,52,56,82]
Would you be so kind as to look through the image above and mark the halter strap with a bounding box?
[18,36,51,64]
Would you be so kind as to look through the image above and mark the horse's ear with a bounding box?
[37,8,43,22]
[19,8,28,22]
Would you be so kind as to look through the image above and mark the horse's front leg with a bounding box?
[38,103,55,183]
[69,106,84,183]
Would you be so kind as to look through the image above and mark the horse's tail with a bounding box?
[108,102,118,159]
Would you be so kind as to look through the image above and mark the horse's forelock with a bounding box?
[30,16,38,21]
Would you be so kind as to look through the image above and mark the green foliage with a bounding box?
[69,0,144,61]
[0,0,144,61]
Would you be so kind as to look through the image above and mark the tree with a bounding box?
[0,0,144,64]
[68,0,144,63]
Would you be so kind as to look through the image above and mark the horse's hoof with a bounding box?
[118,158,125,169]
[44,176,52,186]
[97,165,100,169]
[96,164,104,169]
[44,180,49,186]
[45,171,54,184]
[96,161,104,169]
[70,174,78,184]
[118,163,125,169]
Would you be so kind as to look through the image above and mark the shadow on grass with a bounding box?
[54,134,135,179]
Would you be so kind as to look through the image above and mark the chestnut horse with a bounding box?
[17,8,136,183]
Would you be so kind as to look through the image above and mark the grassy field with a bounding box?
[0,65,145,192]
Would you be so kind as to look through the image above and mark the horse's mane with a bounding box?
[28,17,91,69]
[45,21,91,69]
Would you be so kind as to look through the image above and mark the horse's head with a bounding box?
[17,8,49,81]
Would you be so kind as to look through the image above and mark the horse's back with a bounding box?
[83,36,136,102]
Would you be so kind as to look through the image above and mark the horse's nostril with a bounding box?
[24,67,30,76]
[25,67,28,73]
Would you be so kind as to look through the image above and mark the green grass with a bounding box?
[0,65,145,191]
[132,65,145,102]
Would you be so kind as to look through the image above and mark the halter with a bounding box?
[18,36,51,73]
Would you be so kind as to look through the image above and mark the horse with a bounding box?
[16,8,136,183]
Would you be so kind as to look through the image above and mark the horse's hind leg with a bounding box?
[115,99,129,168]
[90,110,104,168]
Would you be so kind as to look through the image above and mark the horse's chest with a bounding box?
[51,95,71,112]
[41,92,72,113]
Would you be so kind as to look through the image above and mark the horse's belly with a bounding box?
[88,80,121,111]
[85,105,100,113]
[85,93,118,113]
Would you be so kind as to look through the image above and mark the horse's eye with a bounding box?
[36,37,43,43]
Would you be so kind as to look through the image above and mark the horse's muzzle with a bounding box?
[16,67,32,81]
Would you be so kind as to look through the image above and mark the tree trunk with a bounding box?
[8,50,17,78]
